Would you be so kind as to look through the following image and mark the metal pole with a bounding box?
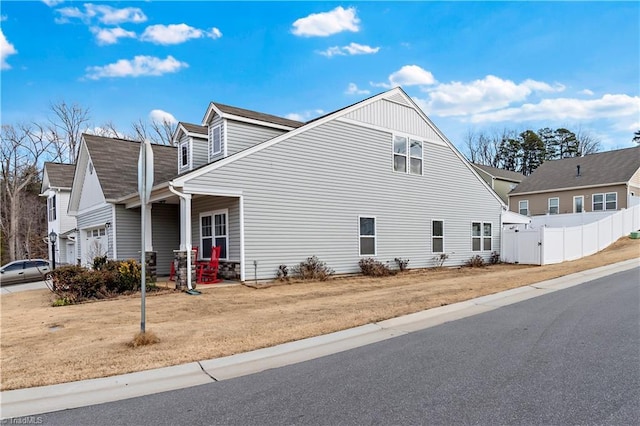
[51,240,56,270]
[140,146,147,334]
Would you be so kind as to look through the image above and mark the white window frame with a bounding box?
[48,195,56,222]
[179,140,190,169]
[573,195,584,213]
[409,138,423,176]
[548,197,559,214]
[605,192,617,210]
[358,216,377,256]
[519,200,529,216]
[432,220,444,253]
[393,134,424,176]
[199,209,229,260]
[209,125,222,160]
[472,221,492,252]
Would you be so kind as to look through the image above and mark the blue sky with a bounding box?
[2,1,639,154]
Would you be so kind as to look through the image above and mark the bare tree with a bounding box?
[130,118,177,145]
[574,127,601,156]
[48,101,91,163]
[1,124,54,262]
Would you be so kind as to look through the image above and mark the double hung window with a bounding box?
[359,217,376,256]
[200,210,228,260]
[393,135,423,175]
[432,220,444,253]
[472,222,492,251]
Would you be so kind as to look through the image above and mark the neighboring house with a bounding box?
[67,135,179,273]
[68,87,514,281]
[509,146,640,217]
[40,162,77,265]
[472,164,525,204]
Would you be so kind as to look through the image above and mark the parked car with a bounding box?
[0,259,51,286]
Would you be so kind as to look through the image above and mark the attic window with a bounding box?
[393,135,423,175]
[209,125,222,158]
[180,141,189,168]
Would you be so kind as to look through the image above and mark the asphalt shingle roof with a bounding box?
[510,146,640,194]
[44,162,75,188]
[472,164,525,182]
[83,134,177,200]
[180,122,207,135]
[213,103,305,128]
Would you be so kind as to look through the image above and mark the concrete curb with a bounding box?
[1,259,638,419]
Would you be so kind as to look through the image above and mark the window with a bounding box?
[548,197,559,214]
[91,228,106,237]
[409,139,423,175]
[210,125,222,158]
[519,200,529,216]
[472,222,492,251]
[574,196,584,213]
[393,135,423,175]
[593,192,617,211]
[432,220,444,253]
[393,136,407,173]
[180,142,189,168]
[359,216,376,256]
[48,195,56,222]
[200,210,228,260]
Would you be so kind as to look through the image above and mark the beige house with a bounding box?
[472,164,524,204]
[509,146,640,216]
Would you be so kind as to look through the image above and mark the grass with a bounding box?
[1,237,638,391]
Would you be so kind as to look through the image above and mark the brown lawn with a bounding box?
[1,237,639,391]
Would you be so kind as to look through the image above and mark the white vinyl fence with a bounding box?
[502,205,640,265]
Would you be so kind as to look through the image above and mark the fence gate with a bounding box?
[501,228,542,265]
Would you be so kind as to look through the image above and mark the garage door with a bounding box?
[84,227,107,266]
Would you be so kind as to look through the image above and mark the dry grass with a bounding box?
[1,237,638,391]
[129,330,160,348]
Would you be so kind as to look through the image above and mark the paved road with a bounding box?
[38,267,640,425]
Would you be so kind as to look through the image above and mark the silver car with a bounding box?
[0,259,51,286]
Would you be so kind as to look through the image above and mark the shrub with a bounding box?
[394,258,409,272]
[291,256,334,281]
[359,258,392,277]
[490,251,501,265]
[465,255,485,268]
[433,253,449,268]
[117,259,142,292]
[92,255,108,270]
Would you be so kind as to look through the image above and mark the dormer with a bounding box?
[201,102,304,163]
[173,122,208,174]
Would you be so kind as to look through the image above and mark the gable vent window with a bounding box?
[209,125,222,159]
[393,135,423,175]
[48,195,56,222]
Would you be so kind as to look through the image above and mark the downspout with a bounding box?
[168,183,193,291]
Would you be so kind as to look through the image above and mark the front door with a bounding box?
[573,196,584,213]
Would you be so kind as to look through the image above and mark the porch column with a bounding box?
[179,193,193,250]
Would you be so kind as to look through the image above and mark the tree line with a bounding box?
[464,127,602,175]
[1,101,176,265]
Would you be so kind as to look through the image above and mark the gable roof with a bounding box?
[472,164,525,183]
[510,146,640,195]
[202,102,305,130]
[180,122,207,136]
[42,162,75,190]
[173,87,506,207]
[83,134,178,200]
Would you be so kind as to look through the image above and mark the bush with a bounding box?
[359,258,392,277]
[291,256,334,281]
[465,255,485,268]
[433,253,449,268]
[275,265,289,282]
[117,259,142,292]
[92,255,108,270]
[490,251,501,265]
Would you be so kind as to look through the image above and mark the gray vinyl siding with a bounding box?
[115,205,141,261]
[208,116,224,162]
[192,137,208,170]
[151,203,180,275]
[191,197,240,261]
[77,204,112,259]
[184,114,502,280]
[226,121,288,156]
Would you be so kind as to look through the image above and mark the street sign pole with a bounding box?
[138,140,154,334]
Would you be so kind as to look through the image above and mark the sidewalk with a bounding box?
[1,258,638,419]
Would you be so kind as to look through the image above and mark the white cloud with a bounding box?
[140,24,222,45]
[1,14,7,22]
[55,4,146,25]
[0,29,18,70]
[416,75,565,116]
[90,27,136,45]
[149,109,177,125]
[292,6,360,37]
[319,42,379,57]
[42,0,64,7]
[285,109,325,122]
[345,83,370,95]
[375,65,436,89]
[85,55,188,79]
[580,89,595,96]
[469,94,640,124]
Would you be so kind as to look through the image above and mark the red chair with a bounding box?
[197,246,222,284]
